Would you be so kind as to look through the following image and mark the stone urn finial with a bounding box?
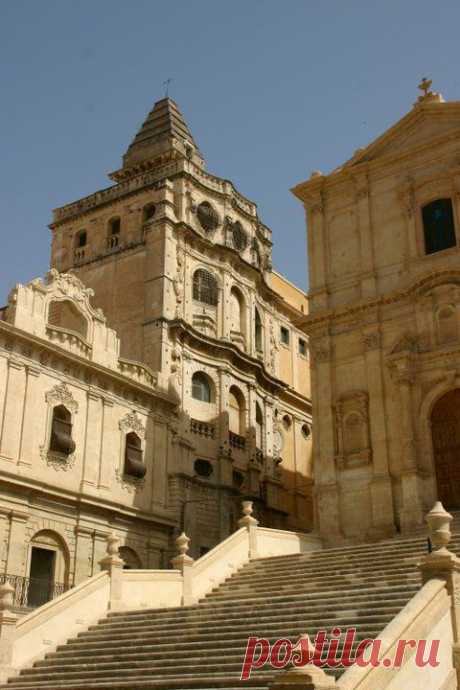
[238,500,259,529]
[99,531,125,571]
[426,501,453,552]
[171,531,194,570]
[0,583,14,612]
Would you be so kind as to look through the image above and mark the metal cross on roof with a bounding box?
[418,77,432,97]
[163,78,173,97]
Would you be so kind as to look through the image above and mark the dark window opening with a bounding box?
[422,198,456,255]
[299,338,307,356]
[194,459,213,478]
[49,405,75,456]
[255,308,263,351]
[143,204,156,222]
[232,470,245,489]
[76,231,87,248]
[280,326,290,345]
[124,432,146,479]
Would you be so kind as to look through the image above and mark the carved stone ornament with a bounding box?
[115,468,146,494]
[46,269,97,307]
[40,445,77,472]
[197,201,219,233]
[118,411,146,439]
[45,383,79,414]
[335,391,371,470]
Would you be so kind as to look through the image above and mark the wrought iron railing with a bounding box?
[0,574,69,609]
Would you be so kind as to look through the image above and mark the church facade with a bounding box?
[0,97,312,602]
[293,81,460,543]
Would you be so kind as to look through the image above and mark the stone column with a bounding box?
[362,329,395,539]
[352,172,376,298]
[18,364,41,468]
[5,512,28,577]
[419,502,460,686]
[389,356,423,530]
[0,359,26,462]
[80,390,102,492]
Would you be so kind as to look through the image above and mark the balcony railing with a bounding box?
[229,431,246,450]
[190,419,215,439]
[73,247,86,263]
[0,574,69,609]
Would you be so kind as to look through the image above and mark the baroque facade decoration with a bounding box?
[0,95,312,598]
[293,81,460,542]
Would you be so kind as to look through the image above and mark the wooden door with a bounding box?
[432,389,460,509]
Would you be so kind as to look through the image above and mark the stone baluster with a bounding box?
[0,582,17,682]
[99,532,125,611]
[238,500,259,559]
[171,532,195,605]
[419,502,460,685]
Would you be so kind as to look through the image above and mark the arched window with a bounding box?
[193,269,218,306]
[143,203,156,222]
[107,217,121,249]
[192,372,212,403]
[255,402,263,449]
[422,199,456,255]
[255,308,263,352]
[48,300,88,340]
[124,432,146,479]
[119,546,142,570]
[49,405,75,457]
[229,385,245,436]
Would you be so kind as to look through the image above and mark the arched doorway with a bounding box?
[432,389,460,509]
[27,530,70,607]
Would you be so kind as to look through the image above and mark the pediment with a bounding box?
[344,102,460,168]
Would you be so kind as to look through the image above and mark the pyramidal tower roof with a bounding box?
[118,97,204,176]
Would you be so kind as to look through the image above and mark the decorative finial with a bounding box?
[426,501,452,552]
[415,77,444,105]
[418,77,432,98]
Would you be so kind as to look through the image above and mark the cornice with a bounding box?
[299,268,460,331]
[169,318,287,395]
[0,320,177,411]
[0,464,177,529]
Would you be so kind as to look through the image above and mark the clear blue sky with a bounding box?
[1,0,460,300]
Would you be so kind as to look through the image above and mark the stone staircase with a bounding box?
[2,529,459,690]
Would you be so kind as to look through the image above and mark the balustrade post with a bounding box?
[99,533,125,611]
[0,583,18,682]
[171,532,195,605]
[238,500,259,559]
[419,501,460,685]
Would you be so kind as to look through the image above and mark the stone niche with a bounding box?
[334,390,371,470]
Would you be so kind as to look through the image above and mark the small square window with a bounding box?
[299,338,307,356]
[280,327,290,345]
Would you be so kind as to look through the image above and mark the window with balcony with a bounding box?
[107,217,121,249]
[49,405,75,457]
[124,432,146,479]
[192,372,213,403]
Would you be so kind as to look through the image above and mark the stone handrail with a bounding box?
[0,503,321,681]
[10,571,110,676]
[339,578,451,690]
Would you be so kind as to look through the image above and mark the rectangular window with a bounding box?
[298,338,307,356]
[280,326,290,346]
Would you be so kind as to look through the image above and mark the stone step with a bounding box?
[219,561,420,582]
[104,584,419,621]
[91,597,411,631]
[73,610,400,642]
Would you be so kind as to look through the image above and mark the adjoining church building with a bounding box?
[293,80,460,544]
[0,97,312,604]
